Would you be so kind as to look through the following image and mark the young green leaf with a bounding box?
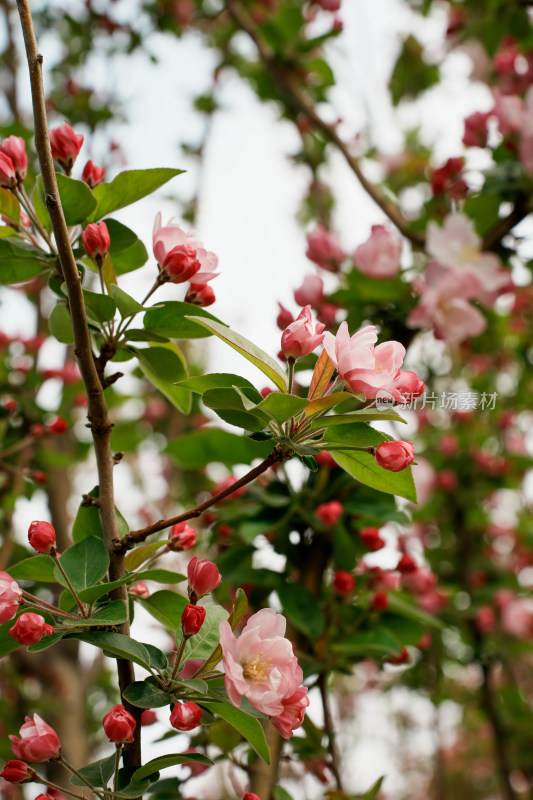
[134,345,190,414]
[89,168,185,221]
[131,753,213,783]
[166,428,274,469]
[144,301,226,339]
[199,701,270,763]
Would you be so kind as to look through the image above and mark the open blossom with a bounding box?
[0,571,23,623]
[219,608,308,737]
[153,213,218,284]
[281,305,325,360]
[9,613,54,646]
[305,223,345,271]
[168,521,196,551]
[353,225,402,279]
[323,322,406,401]
[9,715,61,762]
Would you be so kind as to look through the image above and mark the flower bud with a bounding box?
[371,591,389,611]
[181,603,206,636]
[305,223,345,271]
[141,709,157,726]
[374,441,415,472]
[0,152,16,188]
[332,570,355,595]
[315,451,337,469]
[35,794,54,800]
[9,613,55,646]
[243,795,262,800]
[293,275,324,308]
[185,282,215,307]
[0,137,28,182]
[168,521,196,551]
[0,760,32,783]
[46,417,68,435]
[81,159,105,188]
[316,501,343,527]
[187,557,221,601]
[387,648,409,665]
[397,553,417,574]
[28,520,56,554]
[129,582,150,598]
[276,303,294,330]
[102,705,136,744]
[81,222,111,262]
[49,122,84,172]
[281,305,325,360]
[359,527,385,552]
[169,701,203,731]
[0,571,23,623]
[9,714,61,761]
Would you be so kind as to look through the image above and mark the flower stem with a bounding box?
[287,358,295,395]
[21,590,78,619]
[169,635,189,683]
[114,743,122,792]
[59,755,107,800]
[51,552,88,617]
[36,775,93,800]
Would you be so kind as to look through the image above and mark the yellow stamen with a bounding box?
[242,652,271,682]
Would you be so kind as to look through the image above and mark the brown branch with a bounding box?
[117,448,283,552]
[225,0,424,247]
[15,0,140,770]
[318,672,345,793]
[482,197,530,251]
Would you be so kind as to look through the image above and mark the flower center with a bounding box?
[242,653,270,682]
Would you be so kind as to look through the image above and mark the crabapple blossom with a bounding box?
[359,527,385,551]
[187,557,221,600]
[28,520,56,553]
[316,501,343,527]
[9,715,61,762]
[102,705,136,744]
[353,225,402,279]
[305,223,345,271]
[141,710,157,726]
[129,582,150,598]
[169,701,203,731]
[271,686,310,739]
[184,282,216,307]
[81,160,105,188]
[0,136,28,182]
[153,213,218,284]
[293,274,324,307]
[181,602,206,636]
[49,122,84,171]
[9,613,54,646]
[462,111,491,148]
[276,303,294,330]
[0,571,23,623]
[332,570,355,595]
[168,521,196,551]
[0,152,16,188]
[374,441,415,472]
[281,305,325,360]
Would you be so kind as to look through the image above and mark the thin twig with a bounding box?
[318,672,345,793]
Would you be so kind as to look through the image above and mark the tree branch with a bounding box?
[15,0,140,770]
[225,0,423,246]
[318,672,345,793]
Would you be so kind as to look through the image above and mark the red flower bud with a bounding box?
[185,282,216,307]
[0,152,16,188]
[28,520,56,554]
[187,557,221,600]
[332,570,355,595]
[374,441,415,472]
[315,451,337,469]
[397,553,417,574]
[35,794,54,800]
[46,417,68,435]
[102,705,136,744]
[316,501,343,527]
[33,471,48,485]
[49,122,84,172]
[359,527,385,552]
[181,603,206,636]
[9,613,55,646]
[0,136,28,182]
[2,398,17,414]
[81,221,111,262]
[0,760,32,783]
[81,159,105,188]
[168,521,196,551]
[140,709,157,726]
[276,303,295,330]
[169,701,203,731]
[387,647,410,665]
[243,795,262,800]
[371,591,389,611]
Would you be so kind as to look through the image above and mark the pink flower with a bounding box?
[391,370,424,402]
[281,305,325,360]
[0,571,22,623]
[0,136,28,182]
[28,520,56,554]
[492,90,524,137]
[332,570,355,595]
[153,213,218,284]
[323,322,405,401]
[305,224,345,271]
[293,275,324,307]
[430,157,467,199]
[353,225,402,279]
[462,111,491,148]
[219,609,305,721]
[141,710,157,726]
[311,0,341,11]
[81,222,111,262]
[81,160,105,188]
[9,613,54,646]
[9,715,61,762]
[0,152,16,188]
[129,582,150,598]
[102,705,136,744]
[168,521,196,551]
[374,441,415,472]
[184,282,216,307]
[0,760,32,783]
[316,500,343,527]
[187,556,221,600]
[49,122,84,172]
[271,686,310,739]
[169,701,203,731]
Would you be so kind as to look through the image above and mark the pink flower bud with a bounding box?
[129,582,150,599]
[46,417,68,435]
[476,605,496,633]
[293,275,324,308]
[374,441,415,472]
[141,709,157,726]
[371,591,389,611]
[281,305,325,360]
[168,521,196,551]
[35,794,54,800]
[305,223,345,271]
[153,214,218,285]
[316,501,343,527]
[359,526,385,551]
[49,122,84,172]
[81,221,111,262]
[332,570,355,595]
[243,795,262,800]
[0,152,17,188]
[0,571,23,623]
[0,761,32,783]
[169,701,203,731]
[462,111,490,148]
[312,0,341,10]
[187,557,221,600]
[430,157,467,199]
[81,159,106,188]
[315,451,337,469]
[185,282,216,307]
[397,553,417,574]
[276,303,294,330]
[28,520,56,554]
[9,715,61,762]
[9,613,55,646]
[102,705,136,744]
[0,137,28,182]
[181,602,206,636]
[353,225,402,279]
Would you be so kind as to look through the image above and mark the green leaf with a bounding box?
[70,754,116,788]
[273,787,294,800]
[48,302,74,344]
[166,428,274,469]
[178,373,260,394]
[0,621,21,657]
[111,779,152,799]
[323,423,417,503]
[77,577,132,604]
[177,605,229,662]
[89,168,184,221]
[27,631,66,652]
[278,583,324,639]
[200,701,270,763]
[110,285,145,318]
[386,592,444,629]
[144,301,226,340]
[63,600,128,627]
[134,345,190,414]
[0,186,20,223]
[72,487,129,543]
[186,316,287,391]
[332,629,401,657]
[56,536,109,592]
[124,542,166,572]
[71,631,160,672]
[123,677,173,709]
[56,174,97,224]
[134,569,186,584]
[8,555,56,582]
[132,753,213,783]
[312,408,407,428]
[137,590,188,631]
[358,777,385,800]
[83,288,117,323]
[229,588,248,630]
[202,387,270,432]
[101,219,148,275]
[0,239,51,284]
[256,392,308,424]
